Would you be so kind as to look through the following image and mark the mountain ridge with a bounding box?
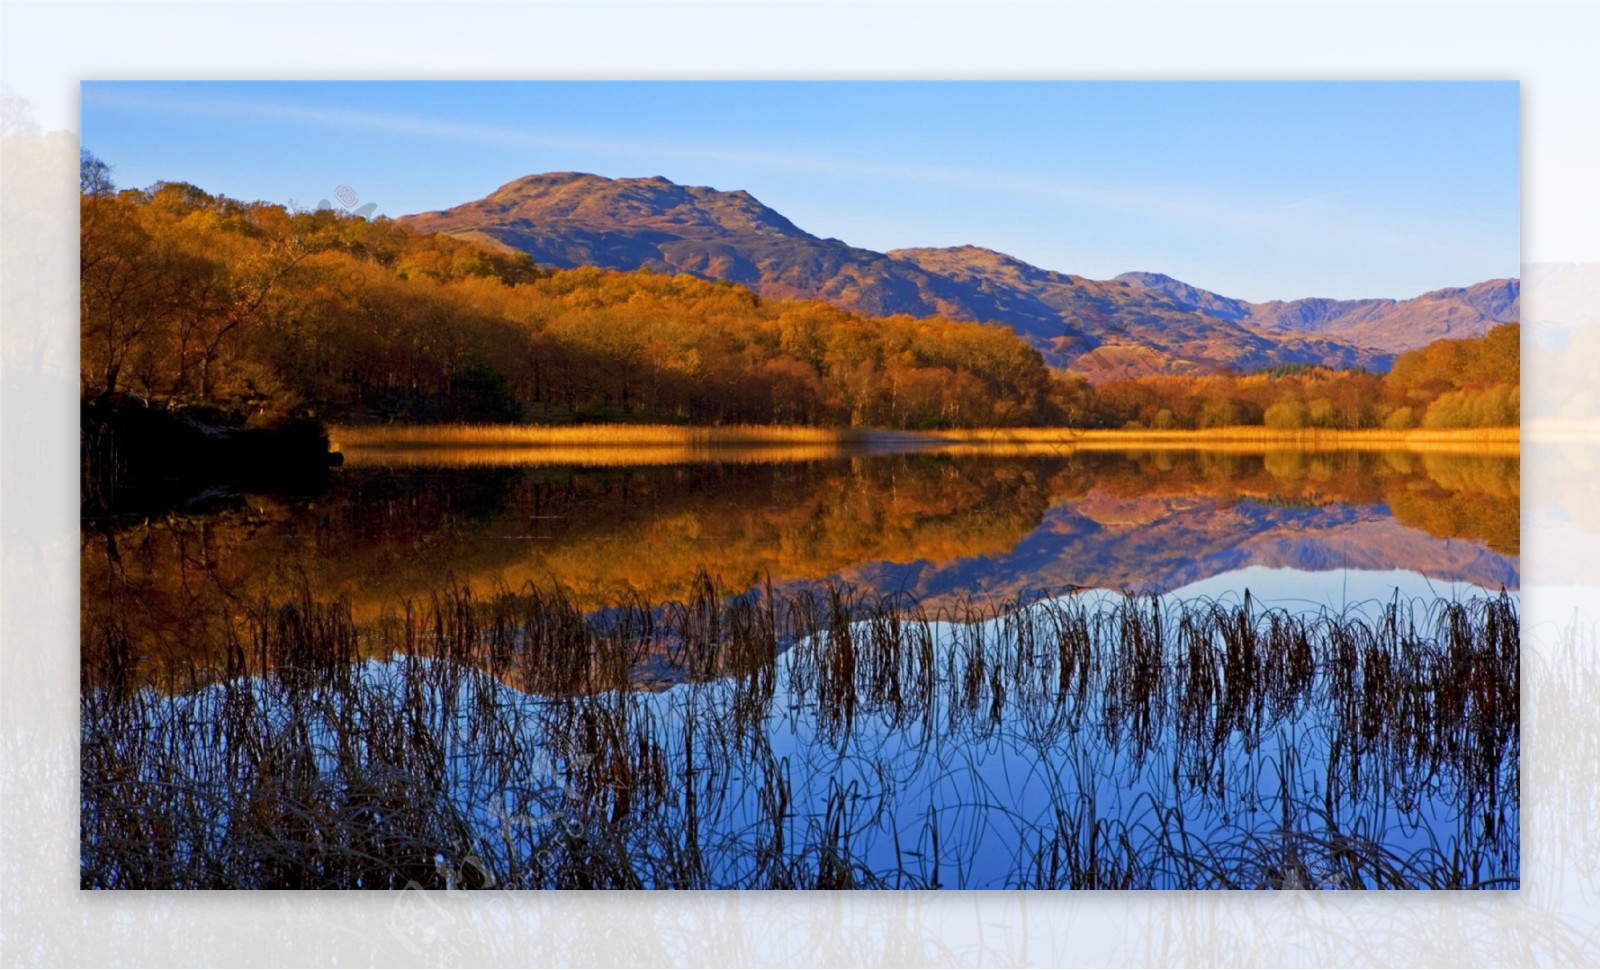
[1115,271,1521,351]
[399,172,1519,381]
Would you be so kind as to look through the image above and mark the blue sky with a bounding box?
[80,81,1519,302]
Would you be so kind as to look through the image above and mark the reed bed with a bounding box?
[330,424,892,450]
[336,443,884,469]
[81,574,1518,890]
[921,426,1521,453]
[331,423,1520,467]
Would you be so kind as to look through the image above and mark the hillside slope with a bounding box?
[401,172,1518,380]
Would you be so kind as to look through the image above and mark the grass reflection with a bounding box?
[82,574,1517,890]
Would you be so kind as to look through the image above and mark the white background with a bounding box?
[3,2,1598,966]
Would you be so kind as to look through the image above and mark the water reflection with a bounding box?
[81,574,1518,889]
[83,448,1519,677]
[79,445,1520,889]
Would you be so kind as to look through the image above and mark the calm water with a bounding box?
[80,444,1519,888]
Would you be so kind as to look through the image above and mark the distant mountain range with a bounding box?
[399,172,1520,381]
[838,496,1520,605]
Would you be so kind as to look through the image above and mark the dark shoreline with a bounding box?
[80,396,342,517]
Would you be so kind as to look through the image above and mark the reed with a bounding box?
[330,424,885,450]
[331,423,1520,465]
[335,443,867,469]
[920,426,1520,453]
[81,573,1518,890]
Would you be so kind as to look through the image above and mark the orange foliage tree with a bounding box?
[81,171,1066,429]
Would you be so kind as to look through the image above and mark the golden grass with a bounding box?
[918,426,1520,456]
[338,443,867,469]
[330,423,883,450]
[919,425,1520,444]
[332,423,1521,464]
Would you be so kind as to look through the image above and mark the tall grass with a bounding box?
[330,424,893,450]
[336,443,878,469]
[331,423,1519,465]
[921,426,1521,452]
[81,573,1518,890]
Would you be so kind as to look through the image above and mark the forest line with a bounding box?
[81,160,1520,434]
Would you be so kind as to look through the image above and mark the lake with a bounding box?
[80,441,1519,889]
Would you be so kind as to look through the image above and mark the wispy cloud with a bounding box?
[83,86,1488,259]
[89,86,959,183]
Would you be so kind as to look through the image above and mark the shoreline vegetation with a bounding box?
[78,163,1522,509]
[332,422,1520,456]
[75,162,1524,515]
[82,168,1518,449]
[82,395,341,515]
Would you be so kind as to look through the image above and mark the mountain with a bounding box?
[399,172,1518,381]
[838,496,1519,606]
[1116,272,1521,354]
